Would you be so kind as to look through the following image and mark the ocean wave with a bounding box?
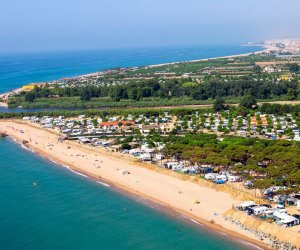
[68,168,88,178]
[189,219,204,226]
[97,181,110,187]
[50,159,58,164]
[62,164,71,170]
[21,144,35,153]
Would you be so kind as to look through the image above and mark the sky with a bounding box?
[0,0,300,52]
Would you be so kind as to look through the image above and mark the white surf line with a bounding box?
[50,159,58,164]
[189,218,204,226]
[97,181,110,187]
[68,168,88,178]
[9,138,34,153]
[62,164,109,186]
[62,164,71,170]
[20,142,35,153]
[8,136,106,184]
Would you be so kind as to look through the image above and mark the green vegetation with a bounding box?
[8,96,215,109]
[159,133,300,191]
[239,95,257,109]
[288,63,300,73]
[8,75,299,109]
[252,65,262,74]
[0,107,211,119]
[213,97,226,111]
[7,54,300,109]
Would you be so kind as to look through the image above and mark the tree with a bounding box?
[25,92,36,102]
[213,97,225,111]
[80,89,91,101]
[288,63,300,73]
[253,65,262,74]
[121,143,131,150]
[128,87,138,100]
[239,95,257,109]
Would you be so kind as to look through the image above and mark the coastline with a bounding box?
[0,45,269,97]
[147,46,269,68]
[0,120,274,250]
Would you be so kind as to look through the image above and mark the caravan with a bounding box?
[164,162,183,171]
[204,173,218,181]
[228,175,241,182]
[253,206,268,216]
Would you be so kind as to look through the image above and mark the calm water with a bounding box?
[0,138,254,250]
[0,45,262,94]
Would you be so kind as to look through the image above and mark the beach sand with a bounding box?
[0,102,8,107]
[0,120,278,249]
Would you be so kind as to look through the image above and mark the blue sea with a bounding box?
[0,44,262,94]
[0,45,262,249]
[0,137,256,250]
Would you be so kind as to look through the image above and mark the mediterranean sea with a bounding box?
[0,137,256,250]
[0,44,262,94]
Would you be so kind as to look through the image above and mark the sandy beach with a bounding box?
[0,119,279,249]
[0,102,8,108]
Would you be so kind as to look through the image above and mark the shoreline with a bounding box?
[147,46,269,68]
[0,45,269,97]
[0,120,272,250]
[8,137,268,250]
[6,137,265,250]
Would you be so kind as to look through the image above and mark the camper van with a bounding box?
[215,175,227,181]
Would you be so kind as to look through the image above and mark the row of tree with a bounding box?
[21,76,299,103]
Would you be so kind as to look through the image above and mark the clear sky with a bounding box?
[0,0,299,52]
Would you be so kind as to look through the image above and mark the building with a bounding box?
[263,66,281,73]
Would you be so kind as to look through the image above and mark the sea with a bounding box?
[0,138,257,250]
[0,45,263,249]
[0,44,263,94]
